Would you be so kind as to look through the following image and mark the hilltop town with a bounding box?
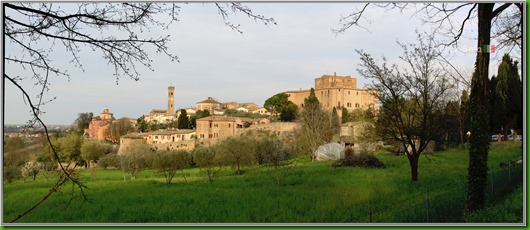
[84,73,378,153]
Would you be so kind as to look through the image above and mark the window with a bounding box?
[209,122,212,128]
[154,136,158,140]
[356,92,359,95]
[348,91,350,95]
[228,123,231,128]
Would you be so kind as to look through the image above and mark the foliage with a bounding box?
[4,136,25,152]
[489,54,522,137]
[137,116,149,133]
[192,147,222,183]
[223,109,268,119]
[189,110,211,129]
[73,112,93,135]
[53,132,83,163]
[348,108,375,123]
[106,118,136,142]
[264,93,298,121]
[255,134,291,187]
[214,136,256,175]
[118,142,154,181]
[332,148,385,168]
[331,107,340,133]
[341,107,349,124]
[20,161,44,181]
[80,140,109,166]
[177,109,190,129]
[98,153,119,169]
[295,88,333,162]
[153,150,192,184]
[4,166,21,183]
[357,32,452,181]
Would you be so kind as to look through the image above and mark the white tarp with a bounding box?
[315,143,344,161]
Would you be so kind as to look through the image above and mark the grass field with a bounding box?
[3,141,523,223]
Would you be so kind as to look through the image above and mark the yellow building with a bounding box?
[195,116,252,145]
[196,97,222,114]
[284,73,379,113]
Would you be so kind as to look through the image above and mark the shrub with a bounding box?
[332,148,384,168]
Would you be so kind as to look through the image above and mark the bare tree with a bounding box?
[334,2,521,212]
[295,88,333,162]
[357,32,452,181]
[4,2,275,222]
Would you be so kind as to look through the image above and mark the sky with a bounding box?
[3,3,518,125]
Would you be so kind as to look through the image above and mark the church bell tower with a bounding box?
[167,85,175,114]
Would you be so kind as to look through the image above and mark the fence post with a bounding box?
[369,206,372,223]
[491,166,494,195]
[425,189,429,223]
[509,161,511,185]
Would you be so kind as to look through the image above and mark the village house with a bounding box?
[118,129,197,154]
[284,73,379,115]
[250,107,271,116]
[196,97,223,114]
[195,116,253,145]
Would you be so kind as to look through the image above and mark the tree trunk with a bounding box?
[237,161,241,175]
[465,3,493,214]
[408,154,419,181]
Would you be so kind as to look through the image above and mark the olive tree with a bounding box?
[154,150,191,184]
[193,147,222,183]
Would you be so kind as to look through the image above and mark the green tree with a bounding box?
[296,88,333,162]
[460,90,470,146]
[137,116,149,132]
[73,112,93,135]
[331,107,340,133]
[255,134,287,187]
[280,102,298,122]
[496,54,522,139]
[189,110,210,129]
[80,140,107,168]
[264,93,298,121]
[341,107,349,124]
[118,141,153,181]
[178,109,189,129]
[215,136,255,175]
[4,136,25,153]
[154,150,191,184]
[57,132,83,163]
[192,146,222,183]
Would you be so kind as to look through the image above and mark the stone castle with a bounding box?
[285,73,378,113]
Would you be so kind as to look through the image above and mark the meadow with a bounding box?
[3,141,523,223]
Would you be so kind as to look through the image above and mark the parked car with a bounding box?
[491,134,505,141]
[507,134,523,141]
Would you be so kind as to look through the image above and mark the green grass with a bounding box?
[3,142,523,223]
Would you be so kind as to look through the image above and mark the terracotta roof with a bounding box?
[197,97,221,104]
[196,116,252,122]
[148,129,196,135]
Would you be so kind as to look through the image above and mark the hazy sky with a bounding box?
[4,3,514,125]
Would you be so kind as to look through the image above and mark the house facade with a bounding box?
[195,116,252,145]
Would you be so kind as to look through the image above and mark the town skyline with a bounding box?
[4,3,509,126]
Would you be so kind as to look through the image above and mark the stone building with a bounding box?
[196,97,222,114]
[87,108,115,141]
[195,116,253,145]
[284,73,379,113]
